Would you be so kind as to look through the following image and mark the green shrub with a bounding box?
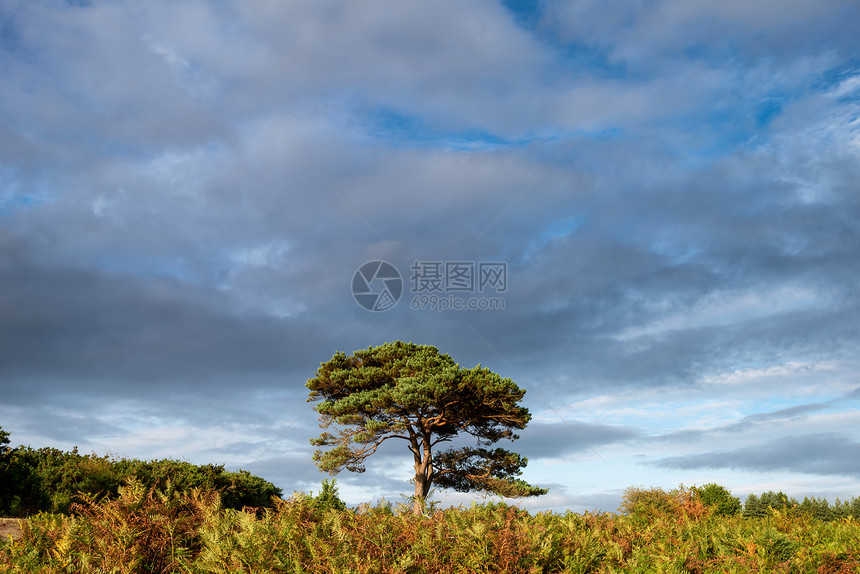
[619,486,676,517]
[0,448,51,517]
[692,483,741,516]
[0,428,282,517]
[310,478,347,512]
[219,469,282,510]
[0,430,52,517]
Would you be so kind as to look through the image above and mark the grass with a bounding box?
[1,481,859,573]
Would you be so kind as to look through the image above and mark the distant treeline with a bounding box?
[742,490,860,522]
[618,483,860,522]
[0,426,282,517]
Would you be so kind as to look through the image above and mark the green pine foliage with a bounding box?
[310,479,347,512]
[743,493,767,518]
[741,489,860,522]
[758,490,793,511]
[307,341,546,514]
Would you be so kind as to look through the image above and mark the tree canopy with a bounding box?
[306,341,546,513]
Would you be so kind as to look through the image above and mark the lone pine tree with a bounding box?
[306,341,546,514]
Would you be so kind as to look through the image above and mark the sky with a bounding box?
[1,0,859,513]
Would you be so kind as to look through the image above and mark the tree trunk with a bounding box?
[413,472,430,514]
[412,433,433,514]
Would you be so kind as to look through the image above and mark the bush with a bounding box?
[619,485,709,521]
[310,479,347,512]
[218,469,282,510]
[0,428,282,516]
[0,448,51,517]
[619,486,676,518]
[692,483,741,516]
[0,429,52,517]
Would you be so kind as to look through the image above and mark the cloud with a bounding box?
[545,0,860,66]
[651,401,834,444]
[516,422,638,460]
[656,433,860,478]
[0,245,332,394]
[1,0,859,510]
[515,485,625,514]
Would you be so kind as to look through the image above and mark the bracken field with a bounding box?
[1,482,859,574]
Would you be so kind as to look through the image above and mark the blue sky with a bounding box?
[1,0,859,513]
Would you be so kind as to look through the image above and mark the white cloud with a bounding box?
[613,285,834,342]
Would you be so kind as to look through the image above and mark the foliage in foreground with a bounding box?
[2,481,860,574]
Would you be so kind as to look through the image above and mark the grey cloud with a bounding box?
[0,238,338,400]
[0,3,231,155]
[545,0,860,66]
[0,404,127,449]
[1,0,859,509]
[544,489,625,514]
[656,433,860,477]
[230,1,555,135]
[516,422,638,460]
[239,453,328,495]
[452,138,860,391]
[1,0,556,148]
[736,404,831,427]
[511,484,625,514]
[654,402,833,443]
